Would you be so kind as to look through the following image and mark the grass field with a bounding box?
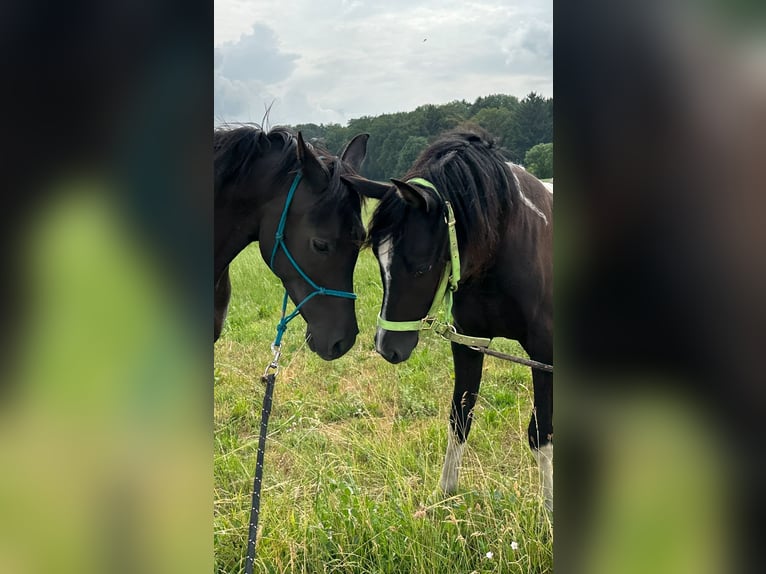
[214,238,553,573]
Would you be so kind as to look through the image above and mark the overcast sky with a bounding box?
[214,0,552,127]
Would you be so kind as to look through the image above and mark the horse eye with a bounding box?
[311,238,331,254]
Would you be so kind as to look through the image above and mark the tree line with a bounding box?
[291,92,553,181]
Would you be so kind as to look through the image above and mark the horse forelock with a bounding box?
[309,154,366,243]
[365,188,408,250]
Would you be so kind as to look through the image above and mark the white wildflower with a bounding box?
[486,551,493,559]
[511,541,519,551]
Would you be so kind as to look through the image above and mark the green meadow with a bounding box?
[214,236,553,573]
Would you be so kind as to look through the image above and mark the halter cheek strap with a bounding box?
[268,170,357,347]
[407,178,461,291]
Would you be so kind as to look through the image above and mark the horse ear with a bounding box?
[296,131,328,187]
[340,133,369,173]
[391,178,428,210]
[341,174,390,199]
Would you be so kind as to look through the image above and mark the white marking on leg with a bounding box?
[534,443,554,513]
[375,237,393,354]
[440,428,466,494]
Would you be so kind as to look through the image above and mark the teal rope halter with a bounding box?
[268,171,357,347]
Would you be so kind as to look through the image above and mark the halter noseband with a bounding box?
[268,170,357,347]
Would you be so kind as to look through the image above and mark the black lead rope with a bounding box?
[468,345,554,373]
[244,371,276,573]
[243,168,359,569]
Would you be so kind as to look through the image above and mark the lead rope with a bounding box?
[245,346,280,574]
[465,345,553,372]
[244,168,357,570]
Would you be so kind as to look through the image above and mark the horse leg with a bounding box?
[525,336,554,512]
[440,342,484,494]
[214,266,231,342]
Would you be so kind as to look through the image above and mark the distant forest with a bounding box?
[291,92,553,180]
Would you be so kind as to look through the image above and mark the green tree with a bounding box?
[287,93,552,180]
[394,136,428,176]
[376,122,410,179]
[524,142,553,179]
[361,113,408,179]
[293,123,324,142]
[505,92,552,163]
[416,104,450,136]
[322,123,351,155]
[439,100,472,125]
[471,94,520,116]
[470,107,514,144]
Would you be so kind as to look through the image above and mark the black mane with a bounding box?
[214,124,296,192]
[213,123,363,238]
[368,125,517,277]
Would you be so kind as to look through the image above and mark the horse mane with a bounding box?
[214,123,294,193]
[214,123,365,240]
[368,124,517,278]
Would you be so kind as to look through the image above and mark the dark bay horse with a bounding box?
[343,127,554,509]
[214,125,369,360]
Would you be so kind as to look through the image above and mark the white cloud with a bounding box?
[215,24,297,84]
[214,0,552,125]
[501,17,553,73]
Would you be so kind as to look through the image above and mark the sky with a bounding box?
[214,0,552,127]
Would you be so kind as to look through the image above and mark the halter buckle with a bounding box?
[433,322,457,340]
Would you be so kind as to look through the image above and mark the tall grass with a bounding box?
[214,243,553,573]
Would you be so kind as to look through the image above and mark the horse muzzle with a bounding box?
[307,325,358,361]
[374,327,418,364]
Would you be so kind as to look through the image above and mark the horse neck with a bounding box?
[249,153,296,215]
[454,182,550,286]
[214,156,295,281]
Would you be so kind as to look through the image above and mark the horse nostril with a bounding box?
[330,337,353,359]
[380,348,401,364]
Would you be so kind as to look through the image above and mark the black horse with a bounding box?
[214,125,369,360]
[343,126,554,509]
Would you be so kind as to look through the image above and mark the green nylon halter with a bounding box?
[376,178,491,348]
